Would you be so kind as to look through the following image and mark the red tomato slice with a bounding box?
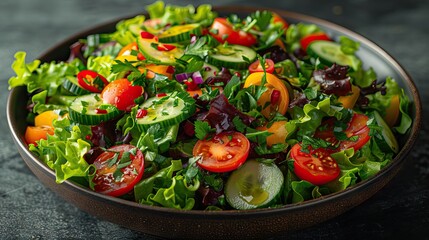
[92,144,144,197]
[291,143,340,185]
[77,70,109,93]
[300,32,331,51]
[101,78,144,111]
[209,18,257,47]
[249,59,275,74]
[193,131,250,173]
[315,113,370,151]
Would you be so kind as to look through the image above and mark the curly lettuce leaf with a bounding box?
[29,118,92,183]
[135,124,179,154]
[111,15,146,46]
[287,97,345,138]
[366,77,411,133]
[86,55,121,82]
[394,89,412,134]
[8,51,79,96]
[146,1,216,27]
[31,90,76,114]
[8,52,41,89]
[134,159,199,210]
[339,36,360,55]
[285,23,322,51]
[324,168,359,192]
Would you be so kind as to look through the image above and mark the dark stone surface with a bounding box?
[1,0,428,239]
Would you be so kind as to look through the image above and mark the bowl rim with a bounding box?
[6,5,422,218]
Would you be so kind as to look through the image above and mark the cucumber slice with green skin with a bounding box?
[225,159,284,210]
[62,76,91,96]
[207,44,257,70]
[158,24,202,43]
[136,91,196,131]
[201,62,220,80]
[371,110,399,153]
[137,37,184,65]
[307,40,360,71]
[69,94,121,125]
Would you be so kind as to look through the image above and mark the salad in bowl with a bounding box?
[8,1,412,211]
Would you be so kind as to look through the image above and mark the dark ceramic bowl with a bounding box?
[6,6,421,239]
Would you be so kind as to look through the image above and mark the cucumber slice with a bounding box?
[371,111,399,153]
[137,37,184,65]
[68,94,121,125]
[158,24,202,43]
[208,44,257,70]
[201,62,220,80]
[225,159,284,210]
[62,76,91,96]
[307,40,360,70]
[136,91,196,131]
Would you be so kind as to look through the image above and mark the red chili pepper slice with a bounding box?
[157,44,176,51]
[136,109,148,118]
[77,70,109,93]
[141,31,155,39]
[137,52,146,61]
[95,108,108,114]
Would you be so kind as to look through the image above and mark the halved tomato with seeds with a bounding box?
[193,131,250,173]
[92,144,144,197]
[315,113,370,151]
[290,143,340,185]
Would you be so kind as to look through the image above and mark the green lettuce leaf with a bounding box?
[8,52,41,89]
[31,90,76,114]
[324,168,359,192]
[366,77,411,133]
[287,97,344,138]
[290,180,316,203]
[29,118,92,183]
[367,77,400,116]
[86,55,120,82]
[111,15,146,46]
[394,89,412,134]
[8,52,79,96]
[134,159,199,210]
[285,23,322,51]
[146,1,216,27]
[339,36,360,55]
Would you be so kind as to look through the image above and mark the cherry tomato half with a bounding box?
[300,32,331,51]
[101,78,144,111]
[77,70,109,93]
[291,143,340,185]
[193,131,250,173]
[209,18,257,47]
[249,59,275,74]
[92,144,144,197]
[315,113,370,151]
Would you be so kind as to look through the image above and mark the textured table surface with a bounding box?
[1,0,428,239]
